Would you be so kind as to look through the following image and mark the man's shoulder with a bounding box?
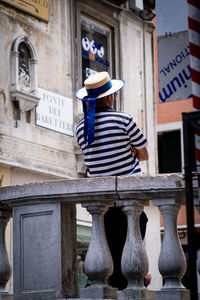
[114,110,132,117]
[98,109,133,120]
[112,110,134,123]
[76,118,84,132]
[77,117,84,125]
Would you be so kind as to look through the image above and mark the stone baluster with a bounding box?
[153,199,190,300]
[0,209,12,293]
[116,200,153,300]
[80,202,117,299]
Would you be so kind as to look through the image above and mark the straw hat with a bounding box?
[75,71,125,100]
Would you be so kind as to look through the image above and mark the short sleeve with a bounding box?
[126,118,148,149]
[76,119,85,151]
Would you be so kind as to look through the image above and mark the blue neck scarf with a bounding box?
[82,80,112,146]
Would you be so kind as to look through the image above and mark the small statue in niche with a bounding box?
[18,63,31,92]
[18,43,31,92]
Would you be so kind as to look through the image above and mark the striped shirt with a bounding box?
[76,107,148,177]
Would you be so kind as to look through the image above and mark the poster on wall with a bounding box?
[0,0,50,22]
[36,88,73,136]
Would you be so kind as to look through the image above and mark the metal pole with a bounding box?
[183,112,198,300]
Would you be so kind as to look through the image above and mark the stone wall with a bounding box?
[0,0,77,179]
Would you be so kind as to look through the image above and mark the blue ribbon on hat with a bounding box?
[82,80,112,146]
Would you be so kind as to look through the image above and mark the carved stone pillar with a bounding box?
[153,199,190,300]
[116,200,153,300]
[80,202,117,299]
[0,210,12,294]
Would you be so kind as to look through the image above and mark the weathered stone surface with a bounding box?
[156,204,186,290]
[117,174,187,200]
[154,290,190,300]
[118,201,149,290]
[80,285,117,299]
[0,174,190,207]
[13,202,77,299]
[0,177,117,205]
[0,133,77,179]
[0,1,76,179]
[0,174,194,300]
[117,288,154,300]
[81,203,114,288]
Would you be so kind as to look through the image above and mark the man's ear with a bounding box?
[108,94,113,101]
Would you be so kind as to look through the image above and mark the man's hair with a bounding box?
[95,94,113,108]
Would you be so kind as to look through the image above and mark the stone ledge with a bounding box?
[0,174,195,207]
[117,288,154,300]
[80,285,117,299]
[154,289,190,300]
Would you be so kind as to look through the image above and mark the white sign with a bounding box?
[36,88,73,136]
[158,31,192,102]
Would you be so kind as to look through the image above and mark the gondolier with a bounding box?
[75,71,149,289]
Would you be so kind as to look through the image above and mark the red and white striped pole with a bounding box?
[187,0,200,211]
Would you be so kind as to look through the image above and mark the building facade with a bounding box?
[0,0,160,293]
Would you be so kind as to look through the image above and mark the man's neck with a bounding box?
[95,106,114,112]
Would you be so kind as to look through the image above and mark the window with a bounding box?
[158,130,182,173]
[81,18,112,83]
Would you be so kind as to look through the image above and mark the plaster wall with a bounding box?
[0,164,10,187]
[0,0,77,179]
[120,12,156,176]
[120,13,144,127]
[76,204,92,223]
[10,168,59,185]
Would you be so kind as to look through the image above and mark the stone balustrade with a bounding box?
[0,174,198,300]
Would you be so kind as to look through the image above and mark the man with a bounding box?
[75,71,149,289]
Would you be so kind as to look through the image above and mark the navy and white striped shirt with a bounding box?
[76,107,148,177]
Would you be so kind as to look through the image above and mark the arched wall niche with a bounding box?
[10,36,40,113]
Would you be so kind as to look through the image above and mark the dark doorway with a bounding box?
[104,207,128,290]
[158,130,182,173]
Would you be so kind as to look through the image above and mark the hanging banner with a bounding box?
[156,0,192,103]
[0,0,50,22]
[158,31,192,103]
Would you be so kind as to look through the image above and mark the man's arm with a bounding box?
[132,146,149,161]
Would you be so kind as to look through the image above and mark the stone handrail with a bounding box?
[0,174,187,204]
[0,174,195,300]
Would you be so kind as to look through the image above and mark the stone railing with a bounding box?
[0,174,198,300]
